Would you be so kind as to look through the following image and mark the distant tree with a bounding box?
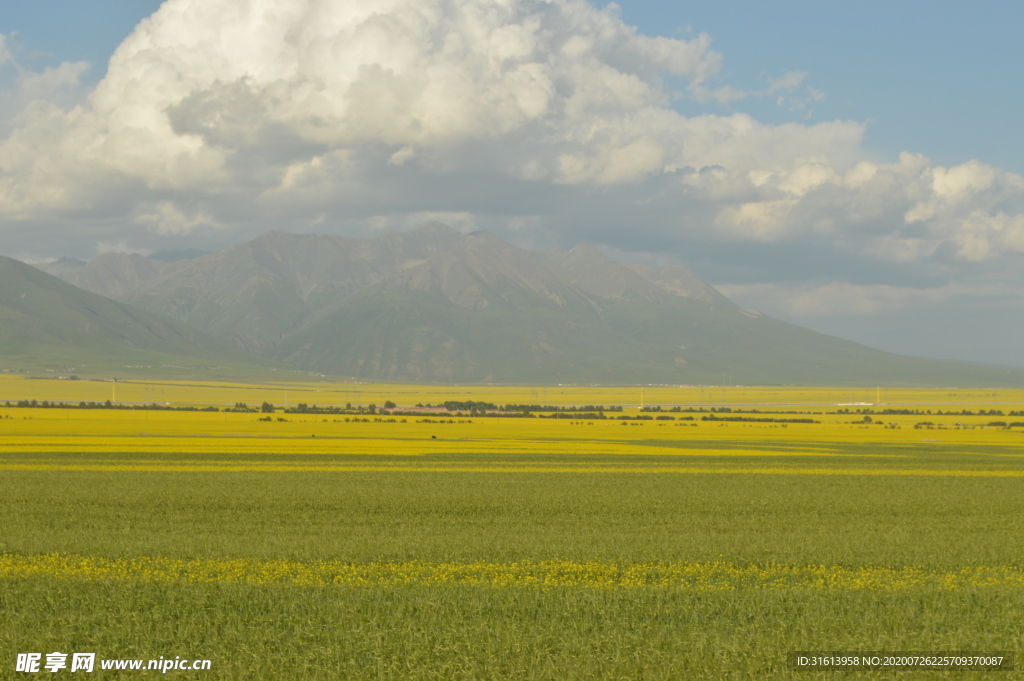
[384,400,396,409]
[261,402,274,413]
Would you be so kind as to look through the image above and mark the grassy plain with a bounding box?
[1,376,1023,678]
[3,373,1023,408]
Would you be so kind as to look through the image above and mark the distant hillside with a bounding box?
[0,256,278,376]
[31,225,1024,386]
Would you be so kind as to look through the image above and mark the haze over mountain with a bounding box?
[33,225,1024,386]
[0,255,275,375]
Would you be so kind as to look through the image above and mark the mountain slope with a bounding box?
[0,256,275,374]
[108,223,466,353]
[274,277,1024,385]
[30,226,1024,386]
[37,252,169,299]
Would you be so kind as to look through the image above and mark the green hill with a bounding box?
[0,256,281,378]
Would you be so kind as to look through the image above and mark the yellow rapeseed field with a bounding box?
[2,375,1023,480]
[2,377,1023,678]
[5,554,1023,591]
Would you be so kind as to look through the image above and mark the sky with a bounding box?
[2,0,1023,367]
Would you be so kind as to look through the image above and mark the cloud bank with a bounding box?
[1,0,1024,364]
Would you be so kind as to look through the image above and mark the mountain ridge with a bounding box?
[28,225,1024,386]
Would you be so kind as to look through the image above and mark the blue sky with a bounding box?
[2,0,1023,366]
[3,1,163,69]
[632,2,1024,175]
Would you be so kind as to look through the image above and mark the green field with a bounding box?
[2,382,1023,679]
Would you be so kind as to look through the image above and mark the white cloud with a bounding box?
[692,70,813,108]
[0,0,726,215]
[693,151,1024,263]
[0,0,1023,290]
[0,35,91,140]
[766,71,806,95]
[17,62,90,100]
[716,199,799,241]
[134,202,224,236]
[690,83,750,104]
[949,210,1024,262]
[0,35,12,66]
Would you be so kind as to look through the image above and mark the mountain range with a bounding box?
[27,223,1024,386]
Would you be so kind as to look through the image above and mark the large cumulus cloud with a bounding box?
[2,0,1024,364]
[0,0,863,227]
